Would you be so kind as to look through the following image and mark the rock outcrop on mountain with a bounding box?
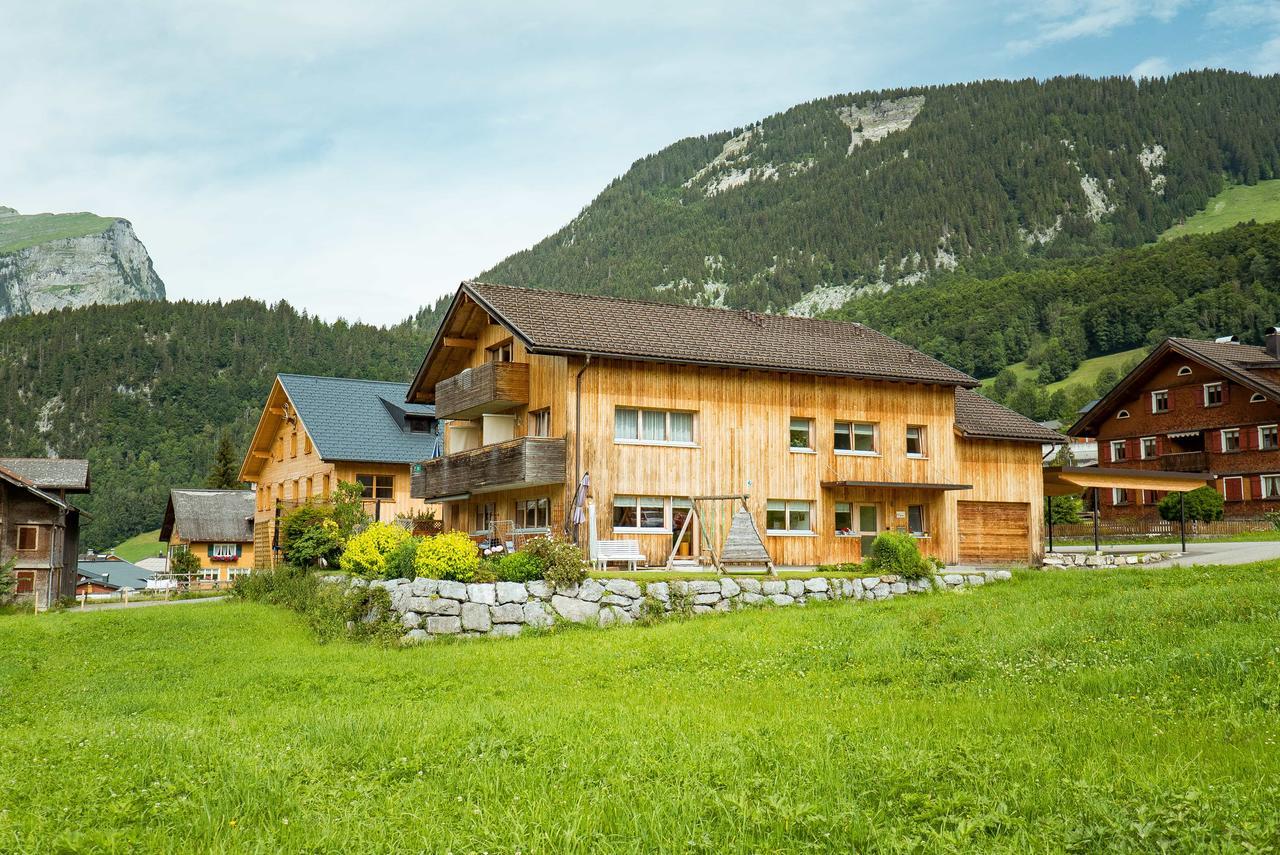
[0,206,165,319]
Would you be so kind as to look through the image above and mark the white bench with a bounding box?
[594,540,646,571]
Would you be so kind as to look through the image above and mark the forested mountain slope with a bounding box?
[482,71,1280,313]
[0,299,443,548]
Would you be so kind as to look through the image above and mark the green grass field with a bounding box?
[1162,179,1280,240]
[0,210,117,254]
[109,528,164,563]
[2,565,1279,852]
[984,345,1149,394]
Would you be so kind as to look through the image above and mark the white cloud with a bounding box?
[1129,56,1173,78]
[1007,0,1191,54]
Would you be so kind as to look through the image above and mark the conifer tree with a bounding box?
[206,430,242,489]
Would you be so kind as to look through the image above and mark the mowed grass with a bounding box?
[109,528,164,563]
[2,566,1279,852]
[983,346,1149,394]
[0,210,117,254]
[1162,179,1280,240]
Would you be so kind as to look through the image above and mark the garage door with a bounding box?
[957,501,1030,563]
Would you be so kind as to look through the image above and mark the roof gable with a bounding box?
[409,281,977,401]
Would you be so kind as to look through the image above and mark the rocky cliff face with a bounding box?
[0,208,166,319]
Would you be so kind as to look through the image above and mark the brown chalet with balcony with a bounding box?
[406,281,1064,567]
[1068,329,1280,520]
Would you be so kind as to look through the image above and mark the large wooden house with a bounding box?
[159,489,256,584]
[1069,331,1280,520]
[239,374,441,568]
[405,282,1063,566]
[0,458,90,608]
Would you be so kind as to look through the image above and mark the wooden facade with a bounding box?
[0,474,79,608]
[408,287,1052,567]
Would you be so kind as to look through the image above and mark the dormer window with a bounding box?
[1177,366,1192,376]
[406,415,436,434]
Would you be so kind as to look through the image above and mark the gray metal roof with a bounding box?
[0,457,89,492]
[78,558,152,592]
[160,489,255,543]
[278,374,439,464]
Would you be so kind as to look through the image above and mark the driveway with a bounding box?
[1052,541,1280,567]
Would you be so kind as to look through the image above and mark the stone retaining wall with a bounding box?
[1042,551,1175,568]
[340,570,1012,643]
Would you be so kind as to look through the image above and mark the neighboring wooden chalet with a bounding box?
[238,375,441,568]
[160,489,256,584]
[406,282,1063,566]
[1069,330,1280,520]
[0,458,90,608]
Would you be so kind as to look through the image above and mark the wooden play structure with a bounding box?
[666,494,774,575]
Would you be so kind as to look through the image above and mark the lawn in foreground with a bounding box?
[2,566,1278,852]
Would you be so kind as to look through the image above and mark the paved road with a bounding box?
[77,596,227,612]
[1053,541,1280,567]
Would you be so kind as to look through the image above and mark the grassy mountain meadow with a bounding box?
[0,208,119,255]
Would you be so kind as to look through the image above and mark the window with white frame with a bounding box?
[1140,437,1157,459]
[1221,428,1241,452]
[766,500,813,534]
[1117,410,1130,420]
[1177,365,1192,376]
[613,408,695,445]
[612,495,666,530]
[227,567,251,579]
[1252,393,1267,404]
[528,409,551,438]
[211,543,237,560]
[834,421,877,454]
[907,505,927,536]
[1259,424,1278,450]
[1110,439,1127,462]
[905,426,927,457]
[200,566,219,582]
[789,417,813,451]
[1151,390,1169,413]
[1112,488,1130,505]
[1262,475,1280,500]
[834,502,878,536]
[1204,382,1224,406]
[516,498,550,530]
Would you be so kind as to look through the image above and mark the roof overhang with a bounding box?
[238,376,310,483]
[1042,465,1211,497]
[820,480,973,491]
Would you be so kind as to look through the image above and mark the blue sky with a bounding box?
[2,1,1277,325]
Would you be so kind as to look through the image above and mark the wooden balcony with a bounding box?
[1117,451,1209,473]
[434,361,529,420]
[411,436,566,501]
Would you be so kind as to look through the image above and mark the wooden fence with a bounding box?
[1049,518,1275,539]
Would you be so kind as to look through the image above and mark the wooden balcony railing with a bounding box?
[434,361,529,420]
[411,436,566,501]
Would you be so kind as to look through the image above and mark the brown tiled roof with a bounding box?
[954,388,1066,444]
[462,281,978,387]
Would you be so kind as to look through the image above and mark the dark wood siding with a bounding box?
[411,437,567,501]
[434,361,530,420]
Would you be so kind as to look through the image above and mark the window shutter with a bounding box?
[236,544,243,558]
[1127,438,1140,459]
[1252,476,1264,500]
[207,544,214,557]
[1205,430,1218,452]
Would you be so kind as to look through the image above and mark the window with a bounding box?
[834,421,877,454]
[907,505,927,536]
[1110,440,1127,462]
[613,408,695,445]
[529,409,551,438]
[905,426,927,457]
[789,417,813,451]
[487,340,513,363]
[1140,437,1157,459]
[1204,382,1224,407]
[1117,410,1130,420]
[1252,393,1267,404]
[1222,476,1244,502]
[1262,475,1280,500]
[1221,428,1241,452]
[356,474,393,500]
[16,525,38,551]
[290,430,298,458]
[406,416,434,434]
[1260,425,1279,450]
[1151,390,1169,413]
[767,500,813,534]
[200,566,219,582]
[211,543,237,560]
[834,503,878,536]
[1177,365,1192,376]
[1112,488,1130,505]
[474,502,496,534]
[612,495,665,530]
[304,433,313,453]
[516,498,550,530]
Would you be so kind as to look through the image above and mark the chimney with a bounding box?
[1267,326,1280,359]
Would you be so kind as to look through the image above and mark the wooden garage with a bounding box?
[957,500,1030,563]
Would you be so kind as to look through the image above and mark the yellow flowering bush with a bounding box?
[339,522,411,578]
[413,530,481,581]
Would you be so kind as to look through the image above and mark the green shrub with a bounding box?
[280,504,343,567]
[866,531,932,581]
[1265,510,1280,531]
[232,564,319,613]
[232,566,401,645]
[340,523,412,578]
[1157,486,1224,523]
[383,537,422,580]
[495,551,545,582]
[413,530,481,582]
[815,562,862,574]
[521,536,587,587]
[170,548,202,588]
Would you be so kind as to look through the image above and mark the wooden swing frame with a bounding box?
[665,494,775,575]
